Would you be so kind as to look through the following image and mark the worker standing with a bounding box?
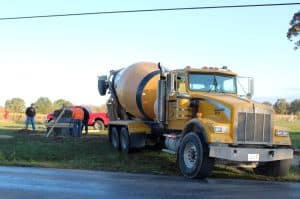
[81,107,90,135]
[25,103,36,131]
[72,106,84,137]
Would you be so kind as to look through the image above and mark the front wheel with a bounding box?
[254,159,291,177]
[178,132,214,179]
[94,120,105,130]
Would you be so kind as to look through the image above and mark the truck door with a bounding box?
[167,72,191,130]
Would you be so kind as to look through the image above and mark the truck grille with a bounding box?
[237,112,272,144]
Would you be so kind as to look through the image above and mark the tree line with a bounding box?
[4,97,107,114]
[4,97,73,114]
[264,98,300,115]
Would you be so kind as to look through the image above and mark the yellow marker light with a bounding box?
[214,126,228,134]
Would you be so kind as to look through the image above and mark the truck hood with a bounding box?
[190,93,273,114]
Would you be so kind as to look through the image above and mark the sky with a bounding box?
[0,0,299,107]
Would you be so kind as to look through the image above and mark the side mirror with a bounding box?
[237,76,254,99]
[247,78,254,99]
[98,75,108,96]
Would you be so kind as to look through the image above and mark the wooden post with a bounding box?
[46,108,66,137]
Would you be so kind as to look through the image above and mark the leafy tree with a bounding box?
[262,101,272,106]
[273,98,289,114]
[287,11,300,49]
[52,99,72,110]
[4,98,26,113]
[35,97,52,114]
[289,99,300,114]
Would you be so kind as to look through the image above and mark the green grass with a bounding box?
[290,133,300,148]
[0,124,178,175]
[274,119,300,133]
[0,120,299,181]
[274,119,300,148]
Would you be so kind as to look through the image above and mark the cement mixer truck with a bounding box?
[98,62,293,179]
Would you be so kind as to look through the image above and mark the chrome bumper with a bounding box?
[209,145,293,162]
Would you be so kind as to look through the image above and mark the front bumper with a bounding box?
[209,145,293,162]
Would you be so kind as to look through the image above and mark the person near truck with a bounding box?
[25,103,36,131]
[81,107,90,135]
[72,106,84,137]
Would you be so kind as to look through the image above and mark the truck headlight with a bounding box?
[214,126,228,134]
[276,130,289,137]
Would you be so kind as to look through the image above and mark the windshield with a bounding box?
[188,73,237,94]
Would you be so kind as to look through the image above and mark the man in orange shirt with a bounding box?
[72,106,84,137]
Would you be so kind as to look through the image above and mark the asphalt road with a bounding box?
[0,166,299,199]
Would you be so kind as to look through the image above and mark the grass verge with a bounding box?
[0,126,178,175]
[0,120,299,181]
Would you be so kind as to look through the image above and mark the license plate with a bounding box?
[248,154,259,161]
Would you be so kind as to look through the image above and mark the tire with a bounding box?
[120,127,131,153]
[178,132,214,179]
[94,120,105,130]
[254,159,291,177]
[110,127,120,150]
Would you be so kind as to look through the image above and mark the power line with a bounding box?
[0,2,300,21]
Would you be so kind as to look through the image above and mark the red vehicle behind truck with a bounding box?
[46,106,109,130]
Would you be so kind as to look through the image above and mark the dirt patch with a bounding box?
[17,129,45,135]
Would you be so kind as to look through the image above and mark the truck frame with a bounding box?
[98,62,293,178]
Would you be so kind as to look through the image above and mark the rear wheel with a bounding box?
[178,132,214,179]
[120,127,131,153]
[94,120,105,130]
[254,159,291,177]
[110,127,120,150]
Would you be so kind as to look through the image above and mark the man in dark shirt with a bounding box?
[81,107,90,135]
[25,103,36,131]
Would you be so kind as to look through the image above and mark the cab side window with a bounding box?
[176,73,186,92]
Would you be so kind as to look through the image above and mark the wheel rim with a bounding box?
[111,130,118,148]
[183,142,198,169]
[95,121,103,130]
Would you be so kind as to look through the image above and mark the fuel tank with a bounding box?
[113,62,160,120]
